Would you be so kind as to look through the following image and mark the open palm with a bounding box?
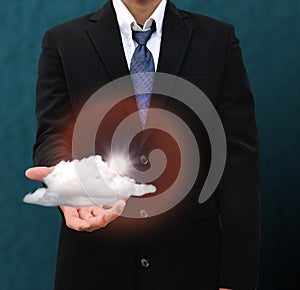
[25,166,126,232]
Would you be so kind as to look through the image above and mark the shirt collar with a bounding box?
[112,0,167,38]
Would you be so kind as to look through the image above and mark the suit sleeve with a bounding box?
[216,25,261,290]
[33,31,74,167]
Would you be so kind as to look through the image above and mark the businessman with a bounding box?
[26,0,260,289]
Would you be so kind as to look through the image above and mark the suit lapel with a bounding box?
[86,1,193,87]
[85,1,194,138]
[86,1,129,81]
[86,1,139,130]
[151,1,193,116]
[146,1,193,137]
[157,1,193,75]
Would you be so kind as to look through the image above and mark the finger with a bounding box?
[60,206,78,217]
[103,199,126,224]
[84,215,105,232]
[25,166,55,182]
[78,207,94,220]
[65,215,91,232]
[85,201,126,232]
[91,201,124,219]
[61,206,91,231]
[91,206,104,217]
[103,197,129,210]
[87,207,106,228]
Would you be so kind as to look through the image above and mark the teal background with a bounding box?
[0,0,299,289]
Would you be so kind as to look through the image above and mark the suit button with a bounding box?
[140,209,148,218]
[140,258,150,268]
[139,155,149,165]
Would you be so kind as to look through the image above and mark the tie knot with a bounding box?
[132,22,156,46]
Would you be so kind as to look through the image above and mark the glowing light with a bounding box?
[110,156,128,174]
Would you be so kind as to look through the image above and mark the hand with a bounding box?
[60,201,126,232]
[25,166,126,232]
[25,166,55,181]
[219,288,232,290]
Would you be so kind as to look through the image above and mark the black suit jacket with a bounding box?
[33,1,260,289]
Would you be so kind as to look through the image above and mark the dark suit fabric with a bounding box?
[33,1,260,289]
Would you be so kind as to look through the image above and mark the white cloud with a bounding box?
[23,155,156,207]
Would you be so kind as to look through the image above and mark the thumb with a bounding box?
[25,166,55,182]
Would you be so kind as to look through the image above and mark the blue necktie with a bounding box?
[130,23,156,128]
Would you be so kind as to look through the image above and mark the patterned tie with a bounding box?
[130,23,156,128]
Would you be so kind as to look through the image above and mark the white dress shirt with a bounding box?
[112,0,167,71]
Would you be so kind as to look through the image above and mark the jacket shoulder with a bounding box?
[44,12,94,40]
[179,8,233,37]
